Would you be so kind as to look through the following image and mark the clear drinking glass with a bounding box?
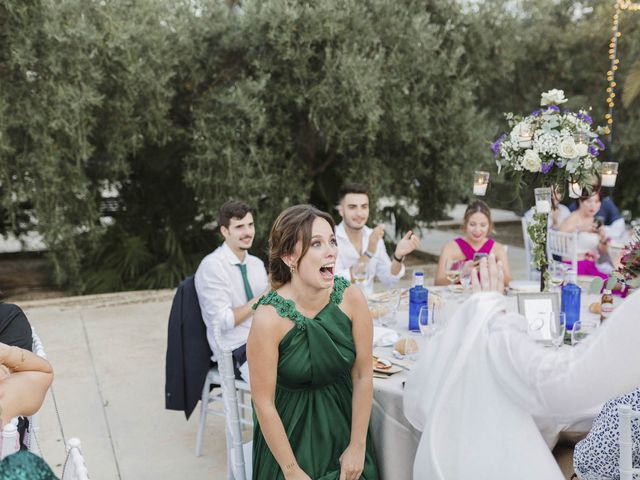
[571,320,588,346]
[548,262,566,291]
[352,262,368,290]
[418,305,430,336]
[551,312,566,348]
[444,259,462,289]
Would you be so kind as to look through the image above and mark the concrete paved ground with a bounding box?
[15,214,573,479]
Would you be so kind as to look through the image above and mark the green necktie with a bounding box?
[236,263,254,302]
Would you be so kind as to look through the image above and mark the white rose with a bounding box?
[558,137,578,158]
[541,89,568,106]
[521,149,542,172]
[575,142,588,157]
[583,157,593,169]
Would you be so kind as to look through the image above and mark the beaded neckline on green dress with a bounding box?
[253,276,350,331]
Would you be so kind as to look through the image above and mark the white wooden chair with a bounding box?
[195,366,251,457]
[27,328,47,455]
[0,419,21,459]
[61,438,90,480]
[546,229,578,273]
[212,323,252,480]
[618,404,640,480]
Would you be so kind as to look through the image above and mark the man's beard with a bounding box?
[345,220,365,231]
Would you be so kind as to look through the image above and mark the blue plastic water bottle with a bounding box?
[409,271,428,331]
[561,269,581,331]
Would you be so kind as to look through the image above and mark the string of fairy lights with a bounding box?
[605,0,640,143]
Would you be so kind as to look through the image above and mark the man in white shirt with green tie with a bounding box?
[195,200,268,384]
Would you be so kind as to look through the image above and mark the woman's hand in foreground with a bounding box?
[471,253,505,294]
[339,442,365,480]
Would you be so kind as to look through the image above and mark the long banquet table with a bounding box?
[369,286,604,480]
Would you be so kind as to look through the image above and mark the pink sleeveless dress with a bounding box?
[454,237,495,261]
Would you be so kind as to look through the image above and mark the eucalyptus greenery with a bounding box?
[527,212,550,290]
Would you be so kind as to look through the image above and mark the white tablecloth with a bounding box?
[369,287,605,480]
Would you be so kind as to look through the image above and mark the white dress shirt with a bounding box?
[334,221,405,295]
[194,242,268,356]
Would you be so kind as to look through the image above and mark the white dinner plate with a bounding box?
[508,280,540,293]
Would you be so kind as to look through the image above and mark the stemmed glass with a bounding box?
[352,262,368,291]
[571,321,587,346]
[548,262,566,292]
[550,312,566,348]
[418,305,430,336]
[444,259,463,291]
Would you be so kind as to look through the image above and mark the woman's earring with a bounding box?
[289,264,296,274]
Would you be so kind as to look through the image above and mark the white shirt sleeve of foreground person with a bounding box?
[403,290,640,480]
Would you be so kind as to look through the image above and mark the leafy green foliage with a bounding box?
[1,0,640,293]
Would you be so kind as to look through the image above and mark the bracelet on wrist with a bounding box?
[393,253,404,263]
[363,250,374,259]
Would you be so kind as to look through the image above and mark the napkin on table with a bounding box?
[373,326,399,347]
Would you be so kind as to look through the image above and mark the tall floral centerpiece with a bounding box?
[492,89,608,290]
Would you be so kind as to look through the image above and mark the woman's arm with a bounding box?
[340,285,374,480]
[435,242,455,286]
[0,344,53,426]
[247,308,310,480]
[493,243,512,286]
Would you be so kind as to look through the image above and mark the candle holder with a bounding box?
[473,171,490,196]
[573,132,589,157]
[599,162,618,187]
[534,187,552,214]
[568,179,582,198]
[518,124,534,148]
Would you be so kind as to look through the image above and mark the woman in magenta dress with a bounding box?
[559,188,612,280]
[435,200,512,286]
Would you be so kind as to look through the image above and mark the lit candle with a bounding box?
[534,187,552,214]
[568,180,582,198]
[600,162,618,187]
[536,200,551,214]
[518,124,534,148]
[573,133,589,157]
[473,171,490,196]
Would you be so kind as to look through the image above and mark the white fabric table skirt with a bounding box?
[369,287,603,480]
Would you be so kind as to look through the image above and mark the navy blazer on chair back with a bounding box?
[165,275,213,419]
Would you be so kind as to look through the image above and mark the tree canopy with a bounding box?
[1,0,639,292]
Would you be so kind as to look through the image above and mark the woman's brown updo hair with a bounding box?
[462,200,493,233]
[268,204,336,289]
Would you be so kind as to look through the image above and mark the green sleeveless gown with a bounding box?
[251,276,379,480]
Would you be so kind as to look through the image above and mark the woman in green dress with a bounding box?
[247,204,379,480]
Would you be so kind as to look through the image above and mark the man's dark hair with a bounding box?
[339,183,369,201]
[218,200,253,229]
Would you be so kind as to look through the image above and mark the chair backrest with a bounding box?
[0,419,20,459]
[27,328,47,455]
[212,324,248,480]
[546,229,578,273]
[618,404,640,480]
[61,438,90,480]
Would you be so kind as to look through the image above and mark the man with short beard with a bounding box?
[195,200,268,384]
[335,183,419,295]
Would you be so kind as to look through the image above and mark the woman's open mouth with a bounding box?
[319,263,335,281]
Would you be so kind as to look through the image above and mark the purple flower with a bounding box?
[588,145,599,157]
[491,133,506,157]
[576,112,593,125]
[530,109,542,117]
[541,159,554,174]
[547,105,560,112]
[595,138,606,150]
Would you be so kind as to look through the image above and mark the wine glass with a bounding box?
[550,312,566,348]
[444,259,462,290]
[571,320,587,346]
[352,262,368,291]
[418,305,430,336]
[548,262,566,291]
